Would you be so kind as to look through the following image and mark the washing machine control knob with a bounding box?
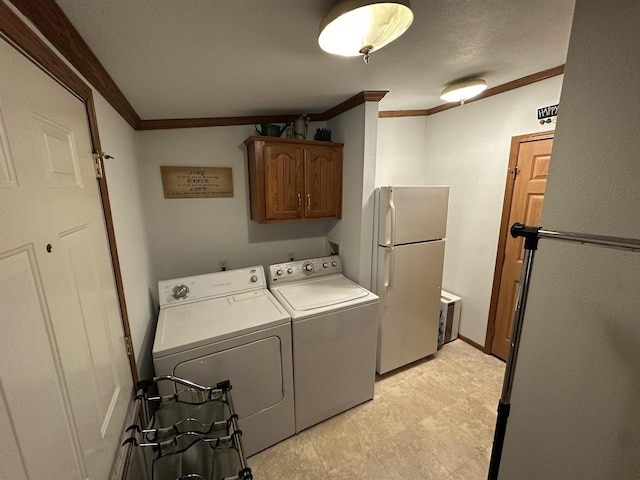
[276,269,283,276]
[322,262,328,268]
[250,275,258,283]
[332,261,337,267]
[287,267,293,274]
[302,262,314,274]
[172,284,189,300]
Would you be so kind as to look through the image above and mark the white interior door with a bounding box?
[0,38,132,479]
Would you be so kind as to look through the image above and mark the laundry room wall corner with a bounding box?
[375,77,563,347]
[137,125,328,284]
[326,101,378,289]
[500,0,640,476]
[93,93,157,378]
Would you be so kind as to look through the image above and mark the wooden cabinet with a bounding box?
[245,136,343,223]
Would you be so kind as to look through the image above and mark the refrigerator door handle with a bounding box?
[384,189,397,246]
[383,247,395,308]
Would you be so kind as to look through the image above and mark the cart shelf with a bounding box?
[120,376,252,480]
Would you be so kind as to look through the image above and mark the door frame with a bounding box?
[0,2,138,383]
[484,130,554,353]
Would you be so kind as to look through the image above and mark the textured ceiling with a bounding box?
[55,0,576,119]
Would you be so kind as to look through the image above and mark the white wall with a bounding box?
[376,115,429,186]
[358,102,380,289]
[424,78,562,345]
[326,102,379,288]
[500,1,640,478]
[94,95,157,380]
[377,77,563,346]
[137,125,329,283]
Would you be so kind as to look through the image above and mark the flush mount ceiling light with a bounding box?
[440,79,488,105]
[318,0,414,63]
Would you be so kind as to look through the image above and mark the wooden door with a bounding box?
[304,145,342,219]
[0,38,132,479]
[264,143,304,220]
[490,134,553,360]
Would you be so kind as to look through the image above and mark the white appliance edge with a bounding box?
[372,186,449,374]
[267,257,379,433]
[152,266,295,456]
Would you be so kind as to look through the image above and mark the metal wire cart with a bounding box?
[120,376,253,480]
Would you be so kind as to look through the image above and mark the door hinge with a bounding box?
[93,152,104,179]
[124,335,133,356]
[92,152,113,179]
[511,166,519,178]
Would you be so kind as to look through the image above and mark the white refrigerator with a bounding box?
[372,186,449,374]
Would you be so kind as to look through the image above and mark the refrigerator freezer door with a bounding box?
[376,240,445,374]
[378,186,449,246]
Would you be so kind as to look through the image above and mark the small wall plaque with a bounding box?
[537,104,558,119]
[160,166,233,199]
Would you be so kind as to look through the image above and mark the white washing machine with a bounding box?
[152,266,295,456]
[268,255,379,432]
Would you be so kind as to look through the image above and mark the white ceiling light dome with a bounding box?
[318,0,414,63]
[440,79,488,105]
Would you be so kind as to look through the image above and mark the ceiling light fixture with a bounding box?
[318,0,414,64]
[440,79,488,105]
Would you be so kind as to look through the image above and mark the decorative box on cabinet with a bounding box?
[245,136,343,223]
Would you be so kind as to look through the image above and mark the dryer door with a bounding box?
[174,336,284,419]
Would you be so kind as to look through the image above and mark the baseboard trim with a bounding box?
[457,334,488,353]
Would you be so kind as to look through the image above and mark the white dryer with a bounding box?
[268,256,379,432]
[152,266,295,456]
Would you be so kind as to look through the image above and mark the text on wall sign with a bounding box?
[160,166,233,198]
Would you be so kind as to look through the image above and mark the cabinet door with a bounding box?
[264,143,304,220]
[304,145,342,219]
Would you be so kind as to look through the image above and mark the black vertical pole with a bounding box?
[488,223,541,480]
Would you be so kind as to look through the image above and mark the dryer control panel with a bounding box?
[267,255,342,285]
[159,266,266,308]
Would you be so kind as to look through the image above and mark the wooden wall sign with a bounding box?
[160,166,233,198]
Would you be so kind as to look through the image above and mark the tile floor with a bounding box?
[248,339,505,479]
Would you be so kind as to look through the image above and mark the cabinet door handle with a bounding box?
[307,193,311,208]
[298,193,301,208]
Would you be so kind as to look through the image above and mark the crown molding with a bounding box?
[138,91,388,130]
[378,109,431,118]
[8,0,141,129]
[8,0,561,128]
[1,1,90,100]
[7,0,390,131]
[379,65,565,118]
[321,91,388,121]
[137,113,324,131]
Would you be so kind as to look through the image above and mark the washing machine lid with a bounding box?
[273,275,373,312]
[153,289,290,358]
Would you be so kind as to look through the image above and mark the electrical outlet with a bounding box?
[219,260,228,271]
[287,251,295,261]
